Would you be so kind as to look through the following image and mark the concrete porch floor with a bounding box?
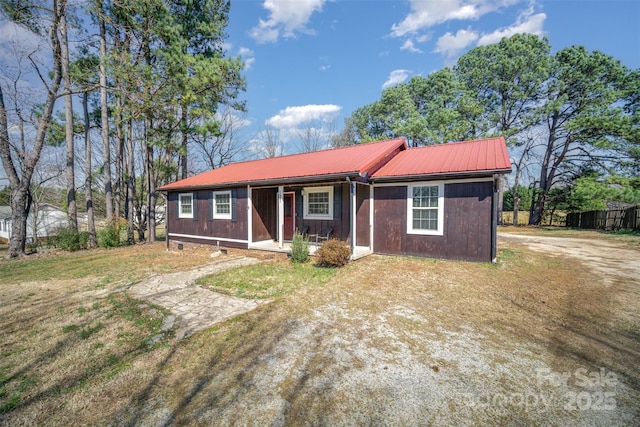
[248,240,372,260]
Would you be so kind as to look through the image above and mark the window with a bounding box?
[303,186,333,220]
[178,193,193,219]
[213,191,232,220]
[407,183,444,235]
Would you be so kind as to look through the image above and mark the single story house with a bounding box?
[158,137,511,262]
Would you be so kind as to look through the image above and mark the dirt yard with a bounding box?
[0,229,638,426]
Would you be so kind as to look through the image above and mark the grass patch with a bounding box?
[0,242,219,285]
[1,234,638,425]
[79,323,103,340]
[196,260,336,299]
[62,324,79,333]
[497,247,517,262]
[0,393,20,413]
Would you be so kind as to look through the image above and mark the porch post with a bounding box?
[350,181,356,254]
[247,185,252,246]
[278,186,284,249]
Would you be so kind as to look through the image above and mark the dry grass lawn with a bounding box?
[0,230,638,425]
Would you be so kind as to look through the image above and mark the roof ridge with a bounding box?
[219,137,408,167]
[406,137,503,149]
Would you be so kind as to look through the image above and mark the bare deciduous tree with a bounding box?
[192,107,250,172]
[258,125,282,158]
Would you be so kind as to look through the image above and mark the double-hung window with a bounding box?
[212,191,232,220]
[303,186,333,220]
[407,183,444,235]
[178,193,194,219]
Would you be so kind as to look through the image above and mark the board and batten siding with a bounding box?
[373,181,493,262]
[167,187,248,248]
[293,183,351,241]
[251,188,277,242]
[355,184,370,247]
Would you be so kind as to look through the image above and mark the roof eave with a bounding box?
[371,168,512,183]
[158,172,362,192]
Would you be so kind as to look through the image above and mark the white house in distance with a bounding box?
[0,204,69,243]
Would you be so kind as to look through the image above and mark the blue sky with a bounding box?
[224,0,640,153]
[0,0,638,180]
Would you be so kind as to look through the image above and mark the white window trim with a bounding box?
[407,182,444,236]
[212,190,232,220]
[303,186,334,220]
[178,193,194,219]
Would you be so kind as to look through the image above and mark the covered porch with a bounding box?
[247,181,373,260]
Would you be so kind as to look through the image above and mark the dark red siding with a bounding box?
[293,183,350,242]
[167,188,248,247]
[373,181,493,262]
[356,185,370,246]
[251,188,277,242]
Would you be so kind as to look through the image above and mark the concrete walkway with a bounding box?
[128,256,265,339]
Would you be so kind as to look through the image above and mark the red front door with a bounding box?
[283,193,295,240]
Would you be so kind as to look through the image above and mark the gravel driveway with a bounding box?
[498,232,640,284]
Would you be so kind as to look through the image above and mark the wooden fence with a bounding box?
[565,205,640,231]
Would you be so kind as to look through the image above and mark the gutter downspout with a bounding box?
[491,174,499,263]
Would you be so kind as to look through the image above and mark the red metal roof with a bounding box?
[371,137,511,180]
[159,138,408,190]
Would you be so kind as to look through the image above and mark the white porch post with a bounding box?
[350,181,356,253]
[278,186,284,249]
[247,185,252,246]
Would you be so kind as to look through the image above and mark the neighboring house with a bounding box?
[0,203,69,243]
[159,137,511,262]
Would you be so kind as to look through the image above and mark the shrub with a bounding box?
[53,227,89,252]
[97,223,120,248]
[316,239,351,267]
[290,229,310,263]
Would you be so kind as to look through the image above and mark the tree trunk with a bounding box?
[180,106,188,179]
[497,175,504,226]
[100,14,113,223]
[0,7,63,257]
[126,117,136,245]
[8,188,29,255]
[530,115,557,225]
[83,92,97,248]
[114,108,123,219]
[146,116,156,243]
[512,162,522,226]
[60,11,76,230]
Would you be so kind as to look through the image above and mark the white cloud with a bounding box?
[382,69,411,89]
[477,9,546,45]
[391,0,518,37]
[434,28,479,58]
[250,0,328,44]
[400,39,423,54]
[239,47,256,70]
[266,104,341,129]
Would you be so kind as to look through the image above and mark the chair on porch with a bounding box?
[310,227,333,245]
[298,226,309,238]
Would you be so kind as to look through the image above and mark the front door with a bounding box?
[283,192,295,240]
